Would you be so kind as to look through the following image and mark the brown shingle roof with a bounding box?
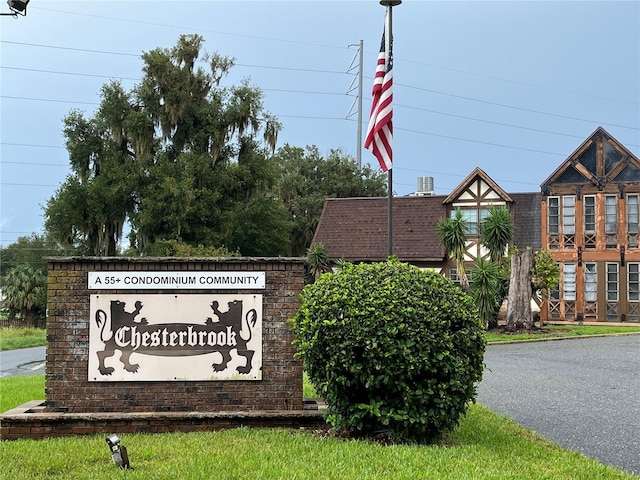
[311,196,447,262]
[312,192,542,263]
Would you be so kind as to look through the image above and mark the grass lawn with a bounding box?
[0,327,46,351]
[485,325,640,343]
[0,374,634,479]
[1,416,635,479]
[0,375,45,413]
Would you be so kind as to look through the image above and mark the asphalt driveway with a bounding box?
[476,335,640,475]
[0,346,45,378]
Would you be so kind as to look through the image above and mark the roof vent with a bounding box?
[416,176,434,196]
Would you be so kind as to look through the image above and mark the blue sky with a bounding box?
[1,1,639,247]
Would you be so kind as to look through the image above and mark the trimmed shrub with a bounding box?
[292,259,486,443]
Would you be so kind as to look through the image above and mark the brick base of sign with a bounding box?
[0,400,328,441]
[45,257,306,415]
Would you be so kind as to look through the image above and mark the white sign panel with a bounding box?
[88,294,262,381]
[88,271,265,290]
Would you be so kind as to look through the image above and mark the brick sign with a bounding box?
[88,294,262,382]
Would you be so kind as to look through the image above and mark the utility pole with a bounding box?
[347,40,364,169]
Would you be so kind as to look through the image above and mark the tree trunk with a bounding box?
[506,249,534,331]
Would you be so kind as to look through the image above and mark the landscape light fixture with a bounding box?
[105,434,132,470]
[1,0,30,17]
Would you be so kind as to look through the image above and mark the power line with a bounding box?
[3,41,638,132]
[0,117,632,159]
[3,89,638,149]
[1,182,60,187]
[1,40,140,57]
[236,64,345,75]
[0,248,59,252]
[6,66,637,137]
[1,160,67,166]
[2,65,138,81]
[5,29,638,108]
[1,63,346,78]
[0,122,574,158]
[1,95,99,106]
[401,58,639,107]
[397,83,640,132]
[394,166,540,188]
[395,126,565,157]
[26,7,348,51]
[1,142,66,149]
[277,115,348,120]
[396,102,640,147]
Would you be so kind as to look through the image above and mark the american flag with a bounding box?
[364,14,393,172]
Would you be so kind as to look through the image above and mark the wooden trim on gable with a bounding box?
[444,167,513,204]
[541,126,640,192]
[541,138,595,187]
[571,160,597,185]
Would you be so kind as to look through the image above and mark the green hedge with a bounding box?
[292,259,486,442]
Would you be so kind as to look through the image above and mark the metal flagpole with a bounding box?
[388,147,393,257]
[357,39,363,170]
[380,0,401,257]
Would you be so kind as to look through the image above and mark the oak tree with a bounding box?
[44,35,283,256]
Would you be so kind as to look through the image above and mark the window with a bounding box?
[480,208,490,229]
[606,263,619,321]
[583,195,597,248]
[454,208,490,236]
[627,194,639,235]
[546,196,576,234]
[562,196,575,235]
[584,196,596,234]
[629,264,639,302]
[548,197,559,234]
[607,263,618,302]
[449,268,472,285]
[459,210,477,235]
[548,196,575,248]
[605,195,617,234]
[449,268,459,284]
[584,263,597,302]
[548,262,561,319]
[563,263,576,301]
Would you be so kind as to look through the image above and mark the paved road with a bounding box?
[0,346,45,378]
[477,335,640,476]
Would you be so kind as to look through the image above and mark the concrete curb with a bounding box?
[487,331,640,345]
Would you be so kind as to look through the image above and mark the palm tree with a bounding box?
[437,207,469,290]
[307,243,332,281]
[470,258,501,329]
[1,264,47,326]
[478,205,515,326]
[480,206,514,264]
